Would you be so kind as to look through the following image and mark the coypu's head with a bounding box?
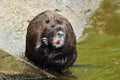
[41,11,67,48]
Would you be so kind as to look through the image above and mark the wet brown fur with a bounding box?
[25,10,77,73]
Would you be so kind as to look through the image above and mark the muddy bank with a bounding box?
[0,50,55,79]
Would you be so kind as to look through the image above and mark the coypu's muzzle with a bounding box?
[53,30,66,48]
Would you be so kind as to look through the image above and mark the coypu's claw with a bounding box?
[41,37,48,47]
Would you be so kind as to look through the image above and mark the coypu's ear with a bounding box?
[65,21,74,33]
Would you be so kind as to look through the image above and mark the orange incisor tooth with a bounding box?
[56,39,60,44]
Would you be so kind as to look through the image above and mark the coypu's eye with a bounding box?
[46,20,50,24]
[51,25,54,28]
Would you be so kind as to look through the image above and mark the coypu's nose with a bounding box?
[56,39,60,44]
[57,31,64,37]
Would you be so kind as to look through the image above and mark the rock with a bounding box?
[0,0,102,56]
[0,50,55,79]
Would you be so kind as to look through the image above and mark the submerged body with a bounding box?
[25,10,77,73]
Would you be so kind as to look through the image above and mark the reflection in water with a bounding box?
[73,64,112,69]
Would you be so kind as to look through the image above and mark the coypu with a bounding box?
[25,10,77,74]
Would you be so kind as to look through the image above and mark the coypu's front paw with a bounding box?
[41,37,48,47]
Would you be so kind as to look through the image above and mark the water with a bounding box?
[0,0,120,80]
[91,0,120,36]
[69,0,120,80]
